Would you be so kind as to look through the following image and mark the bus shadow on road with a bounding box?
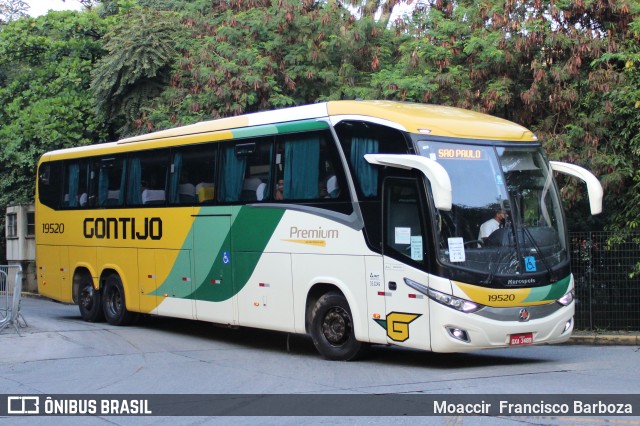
[365,344,551,369]
[127,314,552,368]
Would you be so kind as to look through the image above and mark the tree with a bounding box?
[91,6,184,136]
[367,0,638,231]
[136,0,395,131]
[0,11,108,207]
[593,10,640,234]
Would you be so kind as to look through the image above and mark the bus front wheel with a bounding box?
[78,279,104,322]
[102,274,137,326]
[310,291,366,361]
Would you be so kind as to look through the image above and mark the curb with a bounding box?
[568,334,640,346]
[21,292,44,299]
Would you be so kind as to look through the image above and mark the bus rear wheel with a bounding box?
[102,274,137,326]
[78,279,104,322]
[310,291,366,361]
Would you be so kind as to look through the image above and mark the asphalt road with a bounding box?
[1,296,639,425]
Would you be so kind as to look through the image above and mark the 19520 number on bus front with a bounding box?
[488,294,515,302]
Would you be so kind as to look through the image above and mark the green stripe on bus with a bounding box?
[545,274,571,300]
[522,275,571,303]
[231,120,328,139]
[189,206,284,302]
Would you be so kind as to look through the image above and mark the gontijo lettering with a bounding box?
[83,217,162,240]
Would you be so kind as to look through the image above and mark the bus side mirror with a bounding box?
[550,161,603,215]
[364,154,452,211]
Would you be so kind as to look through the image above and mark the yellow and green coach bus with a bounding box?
[36,100,603,360]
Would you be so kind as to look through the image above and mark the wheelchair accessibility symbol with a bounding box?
[222,252,230,265]
[524,256,536,272]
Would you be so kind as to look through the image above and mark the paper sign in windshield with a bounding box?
[448,237,465,262]
[395,227,411,244]
[411,236,423,261]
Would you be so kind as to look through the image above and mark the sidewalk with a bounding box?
[569,330,640,346]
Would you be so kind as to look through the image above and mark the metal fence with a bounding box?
[570,231,640,331]
[0,264,27,335]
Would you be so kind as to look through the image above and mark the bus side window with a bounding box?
[62,160,90,208]
[94,157,126,207]
[245,138,272,202]
[383,178,426,264]
[218,143,245,203]
[334,121,409,199]
[319,136,347,200]
[38,161,64,210]
[218,138,272,203]
[276,133,320,200]
[274,130,347,202]
[126,149,170,206]
[169,143,217,205]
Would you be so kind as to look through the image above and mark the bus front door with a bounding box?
[382,177,432,351]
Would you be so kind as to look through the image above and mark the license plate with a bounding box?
[509,333,533,346]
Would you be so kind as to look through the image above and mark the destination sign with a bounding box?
[437,148,484,160]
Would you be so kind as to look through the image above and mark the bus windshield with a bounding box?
[416,140,568,285]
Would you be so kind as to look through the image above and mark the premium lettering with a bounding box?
[289,226,339,239]
[83,217,162,240]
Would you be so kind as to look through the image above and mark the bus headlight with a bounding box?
[557,289,575,306]
[404,278,483,313]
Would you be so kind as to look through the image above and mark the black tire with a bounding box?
[102,274,137,326]
[78,278,104,322]
[310,291,367,361]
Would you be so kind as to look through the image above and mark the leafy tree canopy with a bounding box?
[91,6,184,135]
[1,0,640,235]
[0,10,108,206]
[136,0,398,130]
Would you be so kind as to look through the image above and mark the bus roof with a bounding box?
[43,101,537,160]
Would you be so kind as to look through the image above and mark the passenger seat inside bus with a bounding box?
[106,190,120,206]
[196,182,214,202]
[241,177,262,201]
[178,183,197,203]
[256,182,266,201]
[326,175,339,198]
[142,189,166,205]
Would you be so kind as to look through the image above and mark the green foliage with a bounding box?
[0,0,639,241]
[91,7,183,135]
[367,0,637,232]
[137,0,211,12]
[595,22,640,234]
[0,11,108,207]
[130,0,640,234]
[141,0,395,130]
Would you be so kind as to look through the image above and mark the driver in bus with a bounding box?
[478,208,507,245]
